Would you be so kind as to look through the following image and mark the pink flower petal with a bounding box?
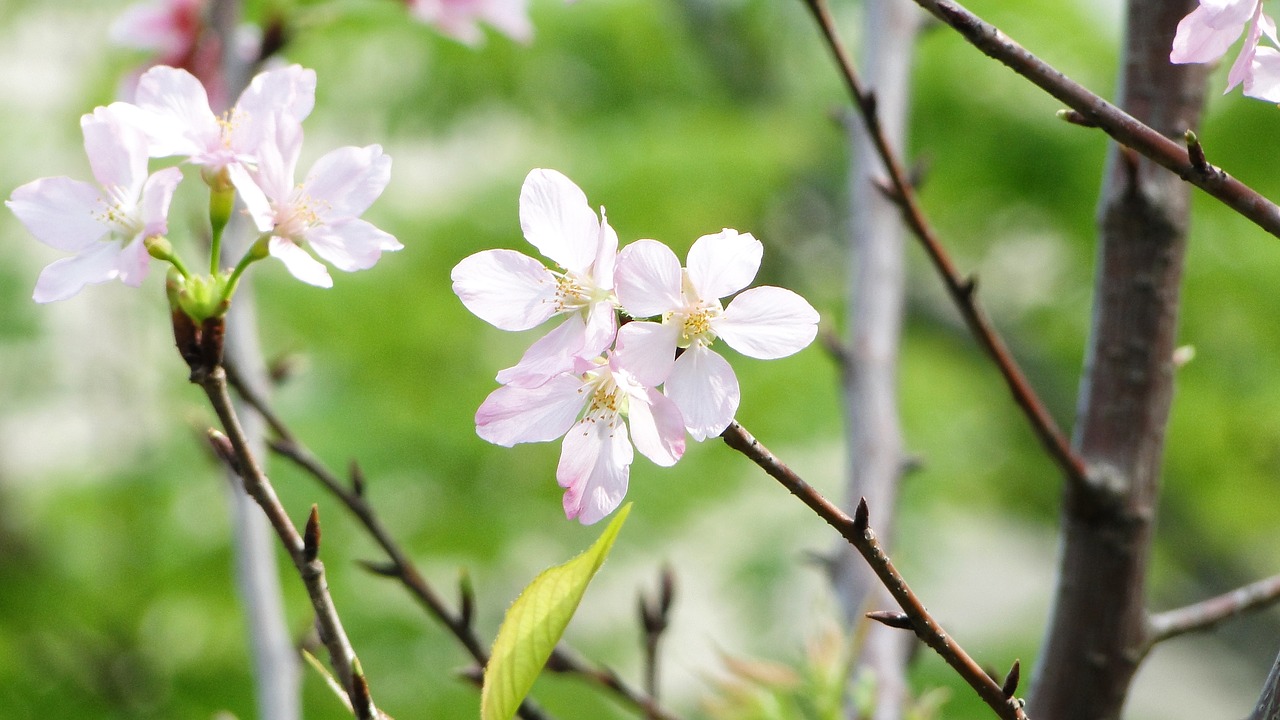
[303,145,392,220]
[7,177,107,252]
[626,386,685,467]
[664,344,739,441]
[558,418,633,525]
[81,106,148,196]
[452,249,559,330]
[686,228,762,301]
[716,286,819,360]
[133,65,219,158]
[1246,45,1280,100]
[519,168,600,272]
[593,209,619,290]
[615,239,684,317]
[307,218,402,272]
[614,321,680,387]
[1172,5,1243,63]
[33,240,131,303]
[581,299,619,359]
[269,236,332,288]
[139,167,184,238]
[235,65,316,136]
[477,374,586,446]
[496,315,587,388]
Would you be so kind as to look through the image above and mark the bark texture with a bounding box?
[831,0,921,717]
[1027,1,1208,717]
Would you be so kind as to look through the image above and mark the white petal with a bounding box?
[519,168,600,271]
[592,209,619,289]
[716,286,819,359]
[269,236,332,288]
[581,300,618,359]
[614,239,684,317]
[239,65,317,123]
[1246,45,1280,101]
[217,163,272,234]
[664,345,739,441]
[686,229,762,301]
[627,386,685,467]
[303,145,392,220]
[614,321,679,387]
[114,236,153,288]
[251,113,303,205]
[496,316,587,388]
[476,375,585,446]
[451,249,559,330]
[307,218,402,272]
[558,418,632,525]
[7,177,108,252]
[32,241,129,303]
[138,167,184,238]
[233,65,317,153]
[133,65,219,157]
[82,106,149,196]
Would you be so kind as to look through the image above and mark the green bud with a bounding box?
[145,234,175,261]
[175,273,232,324]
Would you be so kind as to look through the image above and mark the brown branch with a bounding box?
[198,366,379,718]
[1146,572,1280,648]
[910,0,1280,239]
[223,363,681,720]
[800,0,1089,491]
[720,421,1028,720]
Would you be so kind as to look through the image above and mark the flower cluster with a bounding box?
[453,169,819,524]
[1172,0,1280,102]
[7,64,399,311]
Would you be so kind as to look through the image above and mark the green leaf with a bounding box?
[480,503,632,720]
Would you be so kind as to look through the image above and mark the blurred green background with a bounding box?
[2,0,1280,718]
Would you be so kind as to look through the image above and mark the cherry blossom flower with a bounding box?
[452,169,619,387]
[7,106,183,303]
[614,230,819,441]
[475,334,685,524]
[246,115,400,287]
[1171,0,1280,101]
[125,64,316,217]
[406,0,533,46]
[110,0,205,61]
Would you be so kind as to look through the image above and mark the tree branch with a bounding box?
[198,366,379,718]
[908,0,1280,239]
[1147,572,1280,648]
[799,0,1089,491]
[720,421,1028,720]
[223,362,681,720]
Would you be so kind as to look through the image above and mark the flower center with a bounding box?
[276,189,328,239]
[577,361,636,433]
[94,185,142,242]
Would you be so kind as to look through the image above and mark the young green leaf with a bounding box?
[480,503,632,720]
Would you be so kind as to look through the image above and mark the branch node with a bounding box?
[958,273,978,299]
[1001,659,1021,698]
[866,610,914,630]
[303,504,321,563]
[1184,129,1221,182]
[206,429,242,477]
[351,658,374,720]
[853,497,870,535]
[1055,108,1098,128]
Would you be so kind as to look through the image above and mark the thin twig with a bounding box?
[910,0,1280,238]
[199,367,378,718]
[224,363,681,720]
[721,421,1028,720]
[1146,572,1280,648]
[800,0,1089,490]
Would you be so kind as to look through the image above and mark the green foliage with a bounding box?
[481,504,631,720]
